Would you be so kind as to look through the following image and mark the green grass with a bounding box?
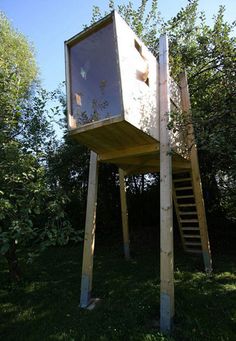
[0,230,236,341]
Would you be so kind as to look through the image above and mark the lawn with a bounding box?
[0,228,236,341]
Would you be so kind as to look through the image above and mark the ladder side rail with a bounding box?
[179,72,212,273]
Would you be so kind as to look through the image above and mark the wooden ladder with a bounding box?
[172,72,213,273]
[173,171,212,272]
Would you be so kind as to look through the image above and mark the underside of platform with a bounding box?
[70,118,190,175]
[99,149,190,175]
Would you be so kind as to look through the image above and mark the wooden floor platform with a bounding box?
[70,117,157,154]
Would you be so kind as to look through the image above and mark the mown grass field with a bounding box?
[0,227,236,341]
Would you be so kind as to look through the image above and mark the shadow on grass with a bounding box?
[0,233,235,341]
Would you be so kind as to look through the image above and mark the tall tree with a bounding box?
[0,13,79,281]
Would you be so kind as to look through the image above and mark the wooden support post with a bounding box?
[180,72,212,273]
[80,151,99,308]
[119,168,130,259]
[159,34,174,334]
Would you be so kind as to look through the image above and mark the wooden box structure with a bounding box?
[65,11,212,334]
[65,11,190,174]
[65,11,158,146]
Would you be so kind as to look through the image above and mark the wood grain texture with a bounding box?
[119,169,130,260]
[80,152,99,308]
[159,34,174,334]
[70,119,158,154]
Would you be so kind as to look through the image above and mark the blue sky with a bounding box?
[1,0,235,91]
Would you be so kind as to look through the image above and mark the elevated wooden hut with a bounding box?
[65,11,212,333]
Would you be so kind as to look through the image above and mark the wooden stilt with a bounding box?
[159,34,174,334]
[119,168,130,259]
[179,72,212,273]
[80,151,99,308]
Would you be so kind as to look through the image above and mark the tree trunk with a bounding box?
[5,242,21,282]
[132,175,139,195]
[141,174,145,194]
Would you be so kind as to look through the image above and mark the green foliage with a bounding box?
[0,14,81,275]
[0,12,38,128]
[0,232,235,340]
[47,134,90,231]
[162,0,236,217]
[0,88,81,262]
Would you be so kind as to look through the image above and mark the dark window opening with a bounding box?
[134,39,142,55]
[145,77,149,86]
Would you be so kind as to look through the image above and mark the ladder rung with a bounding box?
[176,195,194,199]
[185,242,202,246]
[183,234,201,238]
[173,177,192,183]
[186,249,202,254]
[182,227,200,231]
[179,211,197,215]
[175,186,193,191]
[180,219,199,223]
[178,204,196,207]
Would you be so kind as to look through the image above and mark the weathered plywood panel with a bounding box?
[113,12,159,140]
[169,77,181,109]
